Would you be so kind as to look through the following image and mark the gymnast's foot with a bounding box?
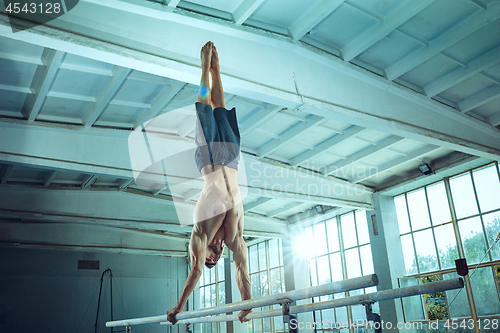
[210,43,220,74]
[201,41,212,72]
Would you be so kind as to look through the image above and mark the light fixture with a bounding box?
[315,205,324,214]
[418,163,433,175]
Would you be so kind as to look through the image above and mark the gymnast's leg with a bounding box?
[198,41,212,105]
[210,44,225,109]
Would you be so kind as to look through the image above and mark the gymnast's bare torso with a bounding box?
[167,42,252,324]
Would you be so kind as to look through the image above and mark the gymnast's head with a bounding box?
[205,240,224,269]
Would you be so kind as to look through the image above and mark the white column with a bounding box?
[365,193,406,331]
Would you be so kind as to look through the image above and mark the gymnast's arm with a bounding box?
[231,234,252,322]
[167,230,206,324]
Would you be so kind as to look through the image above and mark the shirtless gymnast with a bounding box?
[167,42,252,324]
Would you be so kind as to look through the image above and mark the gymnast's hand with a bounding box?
[238,309,252,323]
[167,307,181,325]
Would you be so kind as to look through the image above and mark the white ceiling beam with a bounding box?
[233,0,266,25]
[0,221,188,257]
[289,0,344,40]
[342,0,436,61]
[458,84,500,112]
[43,170,58,187]
[82,66,131,128]
[0,84,32,94]
[168,0,181,7]
[488,112,500,127]
[424,44,500,97]
[0,51,43,65]
[481,71,500,84]
[1,2,499,159]
[133,82,185,128]
[244,197,272,211]
[290,126,365,166]
[109,100,151,109]
[23,49,66,121]
[81,174,98,188]
[46,91,96,102]
[350,145,440,183]
[257,115,324,157]
[240,106,282,137]
[119,179,134,189]
[385,2,500,80]
[267,202,300,218]
[1,165,13,184]
[59,62,113,76]
[325,135,403,175]
[469,0,488,10]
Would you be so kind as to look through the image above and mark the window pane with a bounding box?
[341,213,357,248]
[336,307,348,324]
[260,271,269,296]
[220,321,226,333]
[270,268,282,295]
[427,182,451,225]
[309,258,318,286]
[217,260,224,282]
[345,248,361,278]
[458,216,488,264]
[359,245,374,275]
[450,173,479,219]
[443,272,471,318]
[472,165,500,213]
[269,239,279,268]
[414,229,438,273]
[351,305,366,323]
[210,264,216,284]
[401,234,417,275]
[254,318,263,333]
[204,285,211,308]
[395,195,411,234]
[199,267,205,286]
[317,255,331,284]
[422,275,448,320]
[204,266,211,285]
[200,285,205,308]
[326,218,340,252]
[330,253,343,282]
[313,223,328,255]
[263,317,271,333]
[399,278,425,321]
[251,273,260,300]
[470,267,500,316]
[281,267,286,292]
[274,316,284,333]
[355,210,370,244]
[249,245,258,273]
[278,239,284,266]
[211,284,216,307]
[407,188,431,231]
[258,242,267,271]
[434,223,459,269]
[218,281,225,305]
[483,212,500,260]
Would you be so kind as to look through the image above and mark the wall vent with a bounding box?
[78,260,100,270]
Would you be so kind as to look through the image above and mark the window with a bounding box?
[304,210,376,332]
[247,239,285,333]
[395,163,500,325]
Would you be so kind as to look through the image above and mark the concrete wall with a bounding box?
[0,247,188,333]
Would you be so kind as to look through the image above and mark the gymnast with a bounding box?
[167,42,252,324]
